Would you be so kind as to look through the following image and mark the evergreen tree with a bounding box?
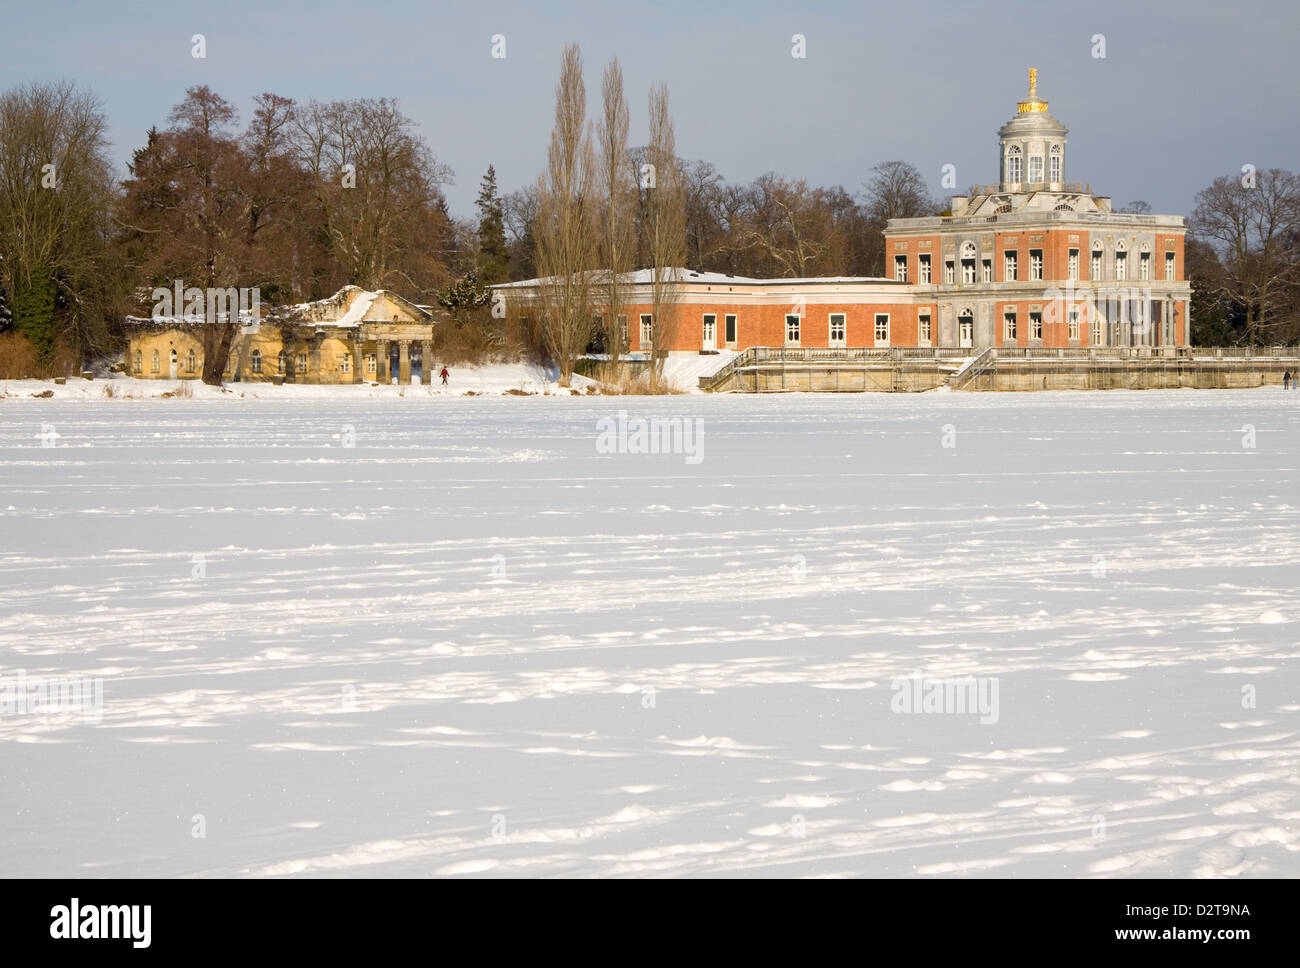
[475,166,509,285]
[0,284,12,334]
[13,262,57,363]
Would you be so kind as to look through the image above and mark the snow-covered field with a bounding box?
[1,388,1297,877]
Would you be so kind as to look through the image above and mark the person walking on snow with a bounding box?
[440,366,449,386]
[1285,371,1292,391]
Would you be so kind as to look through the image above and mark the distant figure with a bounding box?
[1285,371,1293,390]
[440,366,449,386]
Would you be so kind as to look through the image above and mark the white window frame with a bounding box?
[702,313,716,349]
[1004,251,1018,281]
[919,253,932,283]
[1030,249,1043,281]
[1007,145,1022,183]
[1091,247,1103,280]
[1028,155,1043,184]
[618,314,629,348]
[1165,254,1175,281]
[640,313,653,348]
[1050,145,1062,183]
[944,261,955,284]
[1068,249,1079,281]
[1115,251,1127,281]
[297,353,307,375]
[785,314,801,345]
[982,259,992,282]
[873,313,890,346]
[918,311,932,344]
[151,350,159,374]
[1004,312,1017,342]
[1091,321,1104,346]
[251,349,262,374]
[894,254,908,282]
[1068,310,1080,342]
[828,313,846,346]
[1030,311,1043,340]
[1139,251,1150,280]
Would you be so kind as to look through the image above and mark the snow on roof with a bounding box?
[492,268,897,288]
[287,286,430,327]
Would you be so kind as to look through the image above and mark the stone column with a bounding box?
[398,341,411,385]
[422,340,434,385]
[351,339,364,384]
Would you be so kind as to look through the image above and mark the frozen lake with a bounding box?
[2,388,1298,877]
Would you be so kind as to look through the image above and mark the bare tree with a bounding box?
[644,83,685,388]
[534,43,597,386]
[596,58,634,381]
[0,80,119,365]
[1191,169,1300,343]
[290,97,452,291]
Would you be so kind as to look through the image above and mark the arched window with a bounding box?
[1049,144,1062,183]
[1006,145,1022,183]
[151,349,159,374]
[251,349,263,374]
[277,351,286,375]
[1091,243,1104,280]
[134,350,143,373]
[960,241,977,258]
[1114,241,1127,280]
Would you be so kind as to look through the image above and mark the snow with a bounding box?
[1,388,1298,877]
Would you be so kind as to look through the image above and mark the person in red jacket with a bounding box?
[440,366,449,386]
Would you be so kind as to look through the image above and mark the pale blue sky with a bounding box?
[4,0,1297,221]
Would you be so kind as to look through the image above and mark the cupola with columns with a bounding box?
[997,68,1068,192]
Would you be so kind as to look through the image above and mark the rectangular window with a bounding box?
[338,354,350,375]
[1091,321,1104,346]
[640,314,653,347]
[297,353,307,374]
[1030,249,1043,281]
[1004,312,1017,342]
[618,314,628,348]
[1068,310,1080,341]
[894,254,908,282]
[919,254,932,283]
[982,259,992,282]
[702,313,716,347]
[1030,311,1043,340]
[1004,251,1018,281]
[1140,252,1150,280]
[1091,250,1102,279]
[724,314,737,343]
[1028,155,1043,183]
[1068,249,1079,280]
[829,313,846,345]
[785,314,801,344]
[151,352,159,374]
[1115,252,1127,281]
[944,261,955,284]
[1050,152,1061,183]
[186,351,196,374]
[918,312,932,344]
[365,353,376,375]
[1165,254,1175,281]
[962,259,975,284]
[874,313,889,345]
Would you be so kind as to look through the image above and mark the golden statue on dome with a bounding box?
[1018,68,1048,113]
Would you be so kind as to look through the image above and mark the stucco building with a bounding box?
[125,287,437,384]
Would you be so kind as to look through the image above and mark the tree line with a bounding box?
[1,68,1298,381]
